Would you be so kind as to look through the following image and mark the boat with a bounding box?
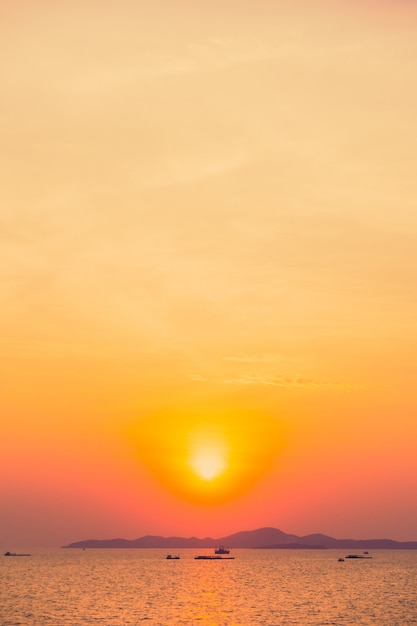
[195,555,235,560]
[338,558,345,562]
[345,554,372,559]
[4,552,31,557]
[214,546,230,554]
[166,554,180,560]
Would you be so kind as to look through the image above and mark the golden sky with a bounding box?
[1,0,417,548]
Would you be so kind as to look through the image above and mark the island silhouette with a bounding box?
[62,527,417,550]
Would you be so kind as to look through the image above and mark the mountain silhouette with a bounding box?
[62,527,417,549]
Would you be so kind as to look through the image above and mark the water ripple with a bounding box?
[1,550,417,625]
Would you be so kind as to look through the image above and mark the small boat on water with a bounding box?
[4,552,31,557]
[195,555,235,560]
[214,546,230,554]
[166,554,180,560]
[345,554,372,559]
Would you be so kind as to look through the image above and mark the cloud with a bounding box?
[143,150,249,189]
[188,375,209,382]
[187,371,360,391]
[222,374,359,391]
[224,353,288,364]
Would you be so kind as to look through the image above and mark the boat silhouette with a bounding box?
[195,555,234,560]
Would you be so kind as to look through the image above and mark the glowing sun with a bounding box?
[130,408,285,504]
[189,443,227,480]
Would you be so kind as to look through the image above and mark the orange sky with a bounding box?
[1,0,417,548]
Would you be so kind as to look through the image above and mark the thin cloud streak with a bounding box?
[188,373,361,391]
[222,375,359,390]
[224,354,289,364]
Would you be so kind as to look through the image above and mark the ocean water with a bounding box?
[1,549,417,625]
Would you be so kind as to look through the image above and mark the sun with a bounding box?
[129,407,285,505]
[188,442,228,481]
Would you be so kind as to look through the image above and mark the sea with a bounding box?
[1,549,417,625]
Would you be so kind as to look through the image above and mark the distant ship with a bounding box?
[345,554,372,559]
[4,552,31,557]
[195,555,234,560]
[214,546,230,554]
[166,554,180,560]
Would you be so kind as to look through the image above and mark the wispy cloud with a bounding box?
[144,150,249,189]
[188,374,209,382]
[224,353,288,364]
[188,371,360,391]
[222,374,360,391]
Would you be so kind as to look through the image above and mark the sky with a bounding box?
[1,0,417,549]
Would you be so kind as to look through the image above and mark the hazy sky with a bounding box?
[1,0,417,548]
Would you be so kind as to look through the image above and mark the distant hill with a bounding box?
[62,527,417,550]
